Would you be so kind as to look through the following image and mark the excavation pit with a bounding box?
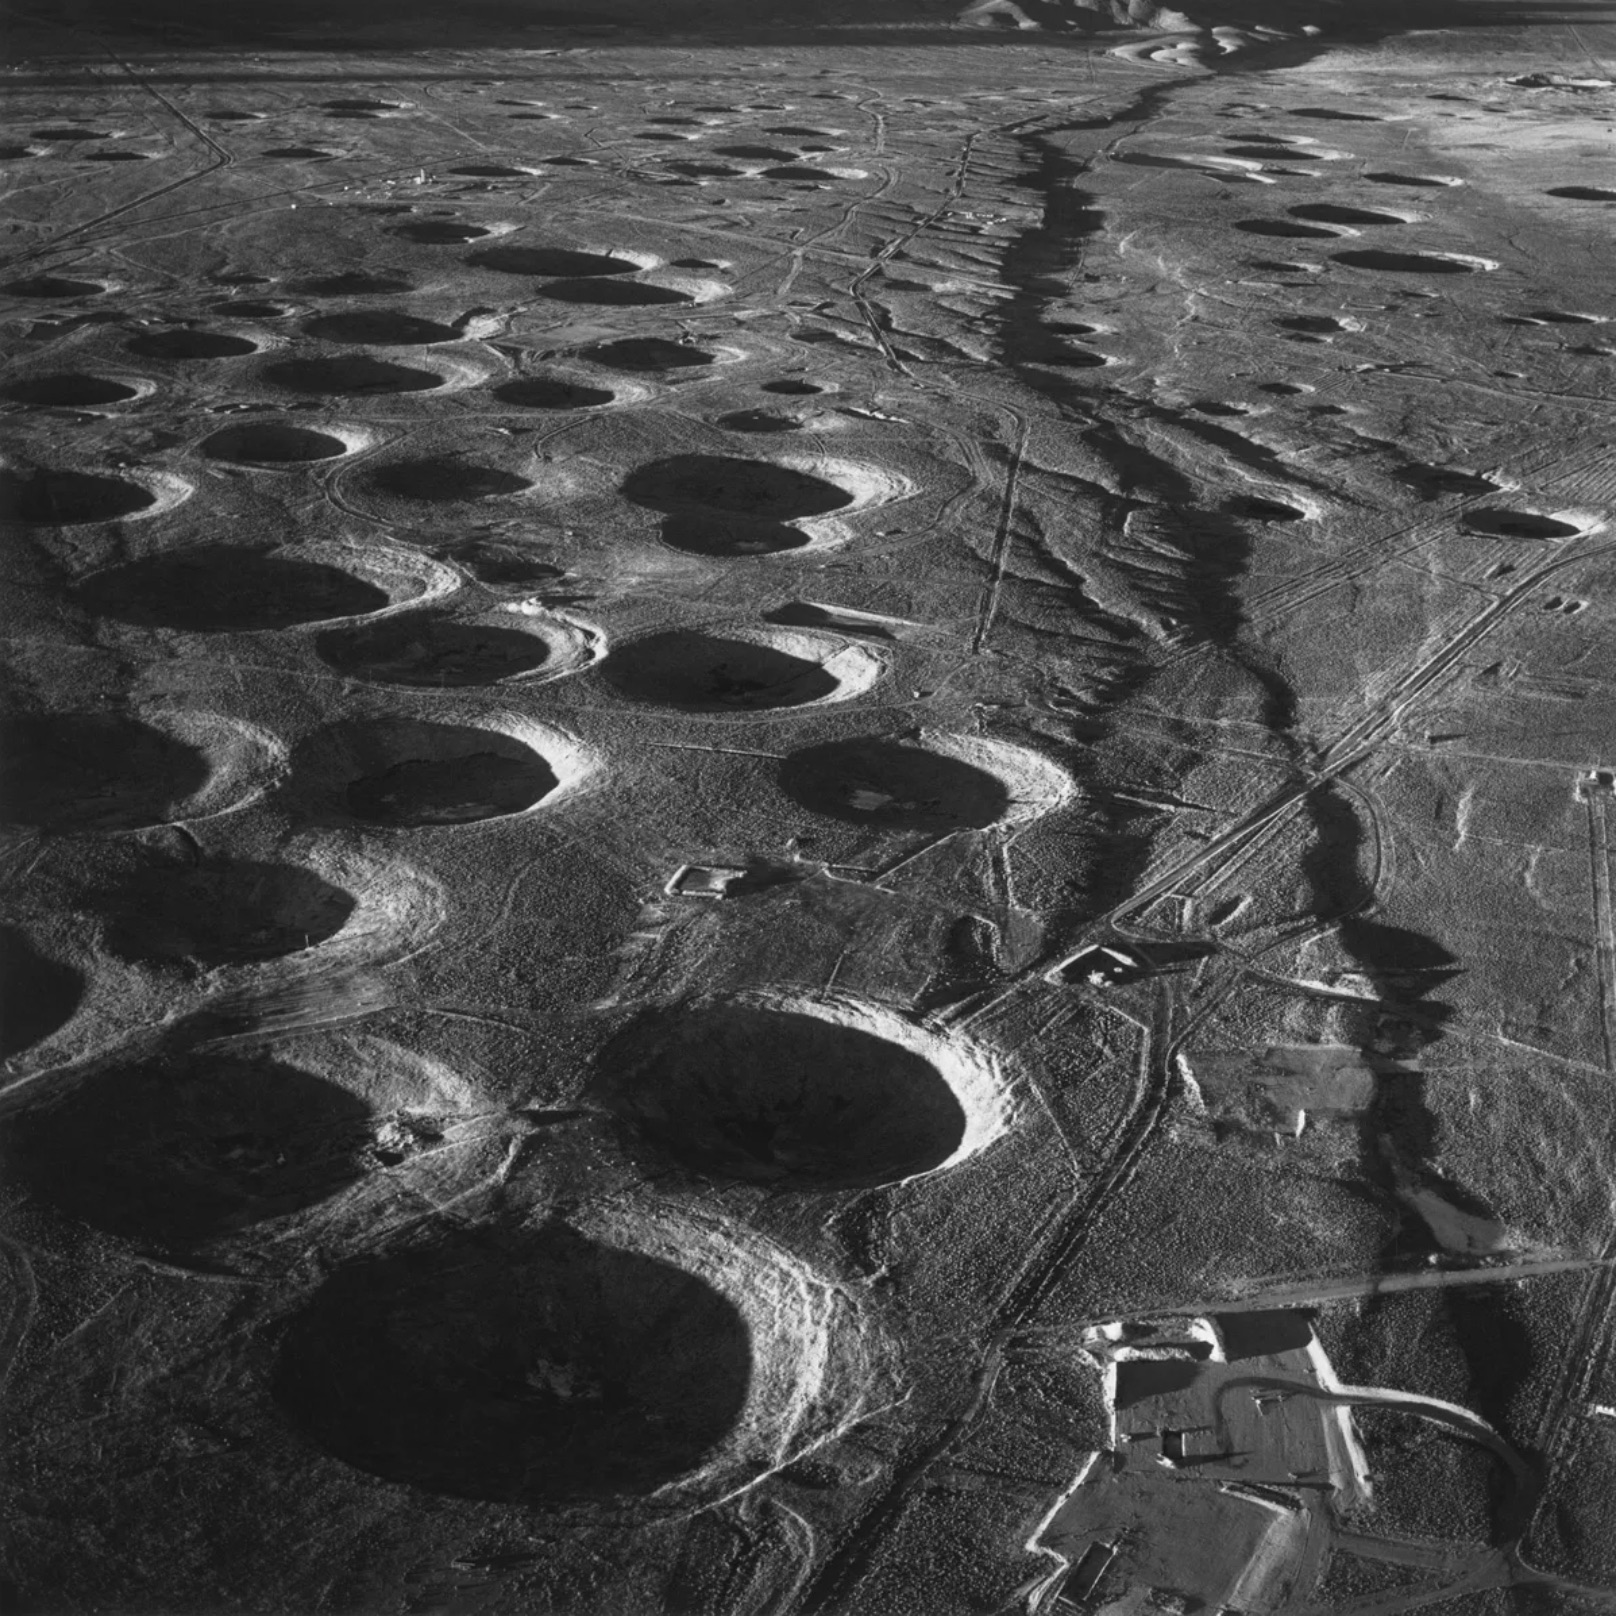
[99,858,357,966]
[1,713,213,832]
[271,1224,752,1502]
[591,996,993,1190]
[200,424,350,464]
[1,469,157,524]
[76,547,389,631]
[316,618,554,687]
[780,737,1013,832]
[302,312,461,346]
[469,246,638,276]
[493,377,615,410]
[623,454,853,520]
[5,1052,377,1246]
[363,458,532,503]
[264,355,446,395]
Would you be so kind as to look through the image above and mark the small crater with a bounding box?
[0,928,83,1057]
[0,468,157,524]
[272,1225,751,1502]
[302,312,461,346]
[316,617,552,687]
[1333,249,1492,274]
[6,1051,377,1246]
[206,110,267,122]
[1289,203,1407,225]
[493,376,615,410]
[1462,509,1581,539]
[4,276,109,298]
[1234,219,1343,239]
[1364,171,1463,187]
[780,737,1010,831]
[75,546,389,631]
[592,997,983,1190]
[623,454,853,520]
[200,424,350,464]
[579,338,715,371]
[99,858,356,965]
[1225,496,1306,522]
[1039,346,1108,368]
[2,373,139,407]
[469,245,638,277]
[291,273,413,295]
[264,354,445,395]
[363,458,531,503]
[761,378,824,395]
[1547,186,1616,201]
[391,220,492,245]
[539,279,693,307]
[0,713,212,831]
[296,719,563,827]
[125,329,259,360]
[600,629,846,712]
[207,299,291,318]
[717,409,804,433]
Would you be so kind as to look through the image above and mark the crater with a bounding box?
[431,538,565,585]
[761,378,824,395]
[83,150,152,162]
[291,273,413,295]
[780,737,1009,831]
[263,146,337,159]
[315,617,554,687]
[1332,249,1493,273]
[539,279,693,307]
[200,424,351,464]
[5,1051,378,1246]
[1547,186,1616,200]
[656,516,804,556]
[1275,314,1351,333]
[0,927,84,1058]
[0,713,213,832]
[1395,464,1502,497]
[1234,219,1343,239]
[303,312,461,346]
[470,245,638,276]
[32,127,110,141]
[208,299,291,318]
[1364,172,1463,187]
[714,144,799,161]
[2,373,140,407]
[493,376,615,410]
[1258,382,1310,395]
[1518,309,1606,324]
[1289,203,1407,225]
[0,468,157,524]
[125,329,259,360]
[578,338,715,371]
[590,993,1002,1190]
[1288,107,1382,120]
[600,628,875,713]
[4,275,108,298]
[447,164,534,178]
[622,454,853,520]
[1462,509,1581,539]
[263,354,446,395]
[75,546,390,631]
[99,858,357,966]
[760,166,834,181]
[323,98,407,116]
[391,220,492,245]
[295,719,564,827]
[717,409,804,433]
[1225,495,1306,522]
[362,458,531,503]
[272,1223,751,1501]
[1225,145,1325,160]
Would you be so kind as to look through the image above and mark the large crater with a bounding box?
[271,1222,753,1502]
[590,994,1007,1190]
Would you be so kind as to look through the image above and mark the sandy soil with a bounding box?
[2,0,1615,1609]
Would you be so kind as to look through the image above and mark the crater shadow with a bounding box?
[272,1224,751,1502]
[594,1002,967,1189]
[779,737,1009,832]
[76,546,389,631]
[4,1051,376,1246]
